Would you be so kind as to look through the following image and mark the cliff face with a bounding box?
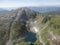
[0,8,60,45]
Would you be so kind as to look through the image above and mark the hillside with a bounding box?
[0,8,60,45]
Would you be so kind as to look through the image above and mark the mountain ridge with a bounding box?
[0,8,60,45]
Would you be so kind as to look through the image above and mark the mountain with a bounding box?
[28,6,60,13]
[0,8,38,45]
[0,8,60,45]
[0,8,8,13]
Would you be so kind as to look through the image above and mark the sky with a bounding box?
[0,0,60,8]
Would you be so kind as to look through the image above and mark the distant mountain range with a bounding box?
[28,6,60,13]
[0,8,8,13]
[0,6,60,14]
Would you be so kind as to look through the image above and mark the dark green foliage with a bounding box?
[11,20,28,40]
[42,16,51,24]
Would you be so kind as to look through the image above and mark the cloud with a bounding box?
[0,2,39,8]
[0,1,60,8]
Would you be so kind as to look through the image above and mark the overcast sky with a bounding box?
[0,0,60,8]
